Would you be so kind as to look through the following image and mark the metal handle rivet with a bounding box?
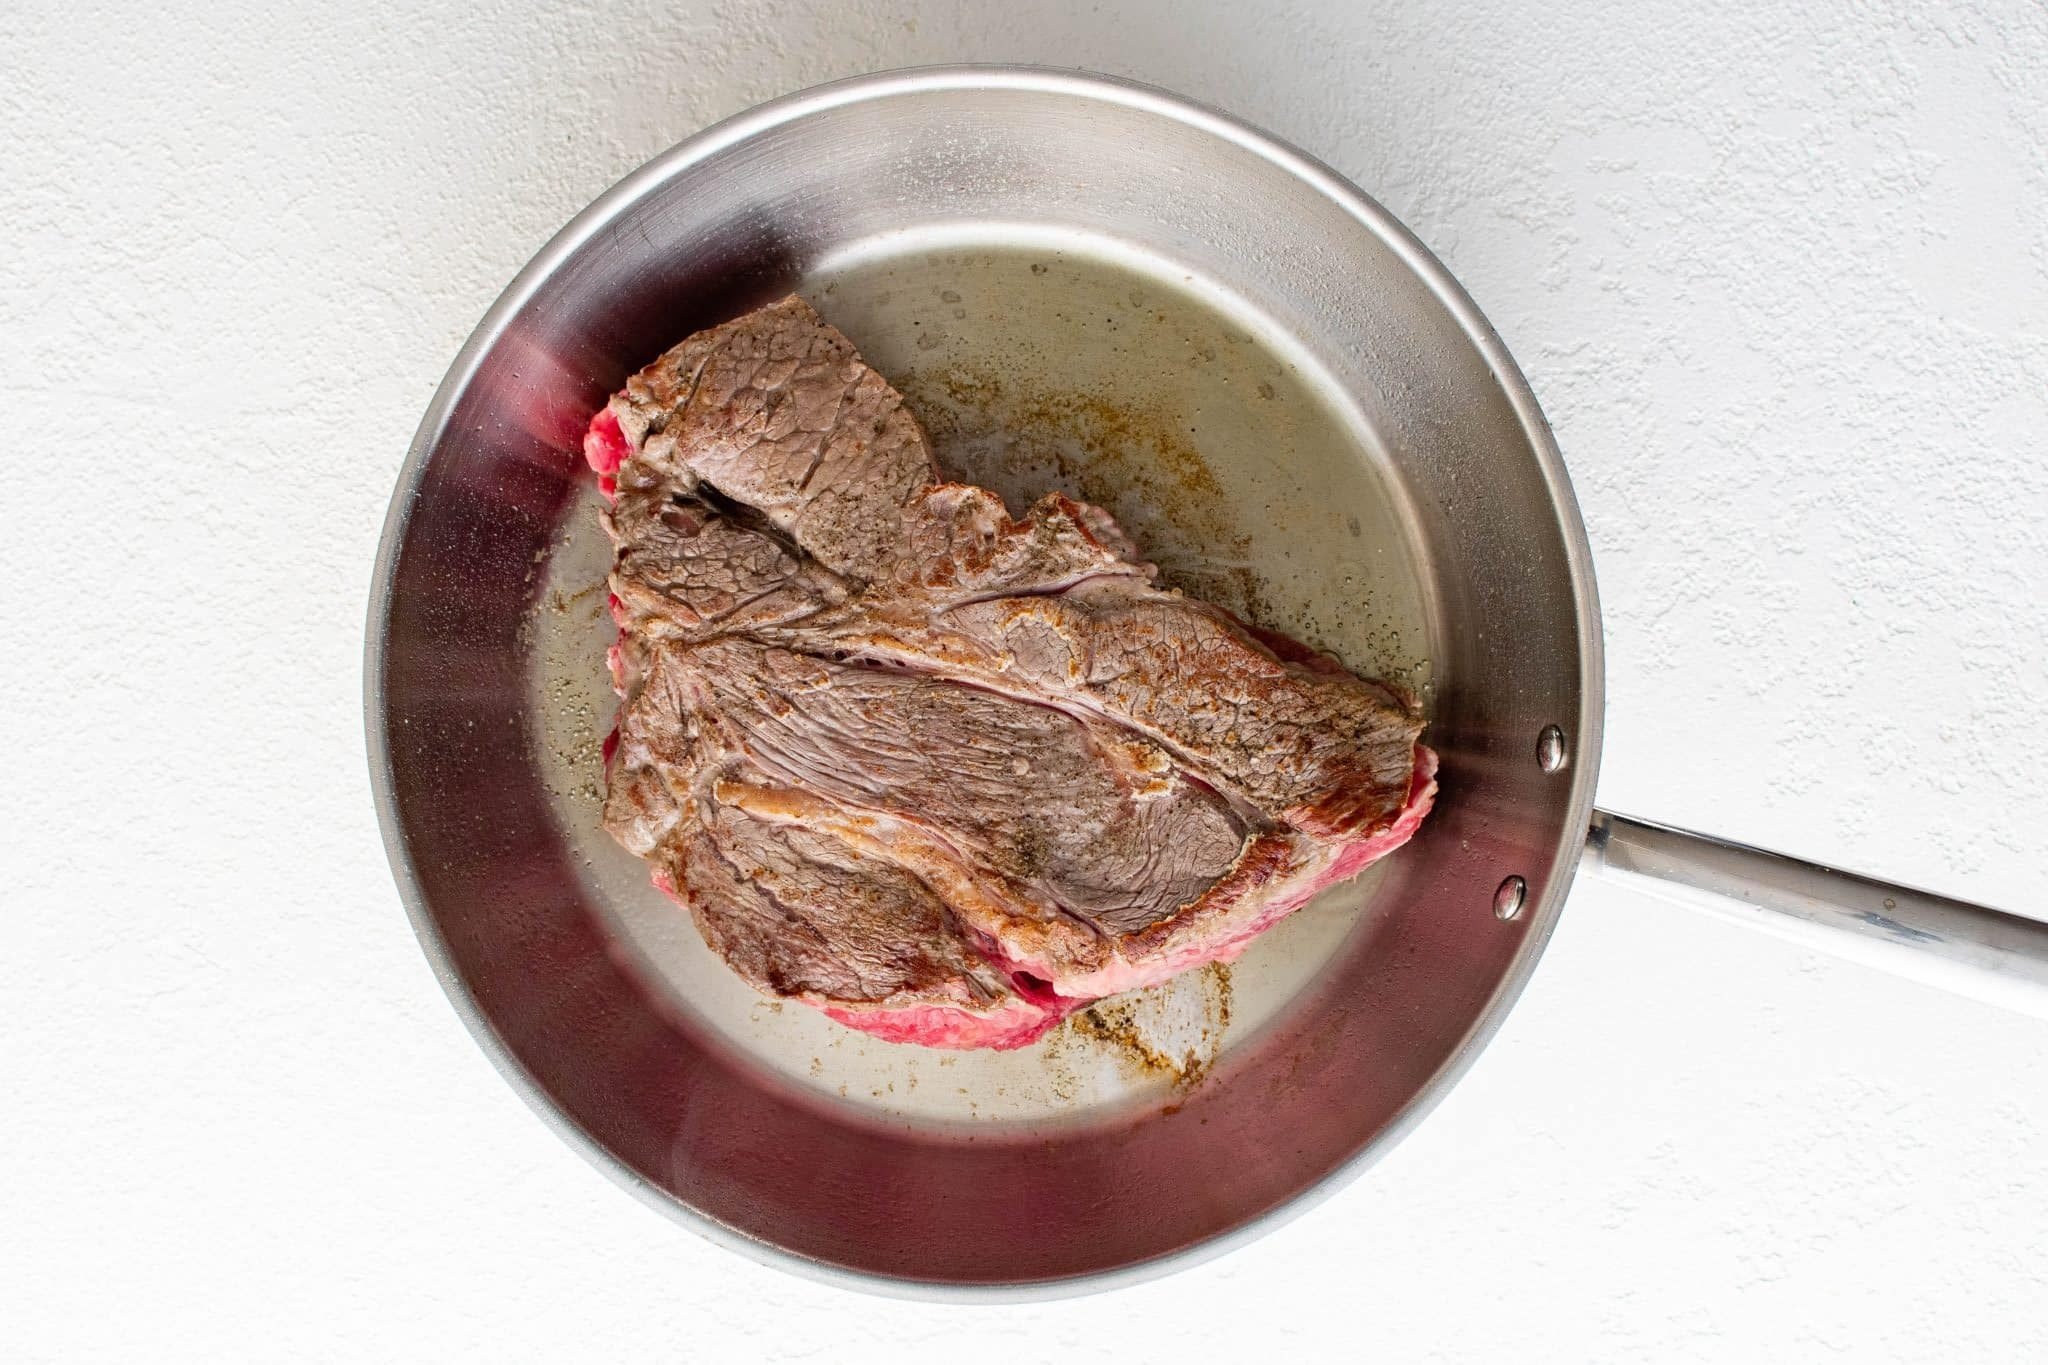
[1494,875,1527,921]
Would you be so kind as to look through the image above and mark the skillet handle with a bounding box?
[1583,809,2048,1021]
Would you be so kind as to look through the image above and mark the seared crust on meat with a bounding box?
[588,296,1435,1048]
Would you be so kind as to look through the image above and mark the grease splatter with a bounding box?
[1050,962,1234,1094]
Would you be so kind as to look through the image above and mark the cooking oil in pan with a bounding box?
[527,229,1432,1129]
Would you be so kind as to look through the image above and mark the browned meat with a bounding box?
[585,296,1436,1048]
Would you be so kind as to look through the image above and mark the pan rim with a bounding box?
[363,62,1605,1301]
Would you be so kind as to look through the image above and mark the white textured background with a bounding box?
[6,1,2047,1359]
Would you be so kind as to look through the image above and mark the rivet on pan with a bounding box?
[1494,875,1528,921]
[1537,724,1568,773]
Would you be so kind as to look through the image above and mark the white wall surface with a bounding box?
[5,1,2045,1359]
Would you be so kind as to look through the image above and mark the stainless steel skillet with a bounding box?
[365,65,2048,1298]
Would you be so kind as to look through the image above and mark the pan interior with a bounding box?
[527,227,1435,1128]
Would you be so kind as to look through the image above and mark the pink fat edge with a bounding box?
[818,997,1064,1051]
[1023,744,1442,1001]
[586,404,629,755]
[583,406,628,478]
[583,406,625,500]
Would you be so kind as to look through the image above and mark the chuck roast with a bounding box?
[583,296,1436,1049]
